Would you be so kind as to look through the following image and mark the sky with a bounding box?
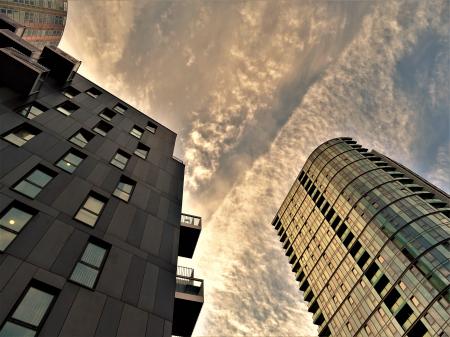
[60,1,449,335]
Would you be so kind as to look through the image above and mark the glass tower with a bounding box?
[0,0,67,49]
[272,137,449,337]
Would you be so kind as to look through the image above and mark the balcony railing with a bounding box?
[181,213,202,228]
[176,266,204,297]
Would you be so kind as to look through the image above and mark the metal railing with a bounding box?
[176,266,204,296]
[180,213,202,228]
[2,47,49,72]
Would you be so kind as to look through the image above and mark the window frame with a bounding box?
[110,149,130,170]
[85,87,102,99]
[55,148,86,173]
[74,192,107,227]
[113,103,127,114]
[98,108,116,122]
[92,120,113,137]
[112,176,136,202]
[129,125,144,139]
[1,123,41,147]
[68,237,111,290]
[0,201,37,252]
[55,101,79,116]
[12,165,56,199]
[0,279,59,337]
[62,86,80,99]
[146,121,157,134]
[17,102,48,120]
[134,142,150,160]
[69,129,95,148]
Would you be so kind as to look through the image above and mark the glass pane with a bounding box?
[0,207,33,232]
[0,229,16,251]
[27,170,52,188]
[70,263,98,288]
[93,127,106,136]
[100,113,111,121]
[14,181,41,198]
[57,106,71,116]
[28,105,44,119]
[113,189,130,202]
[65,153,83,166]
[56,160,76,173]
[3,134,27,147]
[134,149,146,159]
[16,130,35,141]
[0,322,35,337]
[115,153,128,164]
[12,287,54,327]
[84,197,104,214]
[111,159,125,170]
[74,209,97,227]
[70,135,87,148]
[81,243,106,267]
[118,182,133,193]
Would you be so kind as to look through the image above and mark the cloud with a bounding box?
[60,0,449,335]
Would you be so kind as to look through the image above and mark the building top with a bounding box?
[0,13,25,36]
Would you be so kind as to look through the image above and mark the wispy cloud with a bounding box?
[60,0,449,335]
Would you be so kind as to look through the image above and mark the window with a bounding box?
[110,150,130,170]
[0,280,59,337]
[62,86,80,99]
[74,192,106,227]
[69,237,110,289]
[146,121,157,133]
[98,108,116,121]
[0,202,36,251]
[2,123,40,147]
[85,87,102,98]
[55,149,86,173]
[67,129,94,148]
[134,142,150,159]
[113,103,127,114]
[92,120,112,136]
[56,101,79,116]
[13,166,56,199]
[130,125,144,139]
[113,176,136,202]
[18,102,47,120]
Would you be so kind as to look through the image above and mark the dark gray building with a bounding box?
[0,15,203,337]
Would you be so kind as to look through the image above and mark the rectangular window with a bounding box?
[113,103,127,114]
[130,125,144,139]
[13,166,56,199]
[69,129,94,148]
[55,149,86,173]
[134,142,150,159]
[85,87,102,99]
[18,102,47,120]
[2,123,41,147]
[92,120,112,136]
[113,176,136,202]
[0,201,36,252]
[56,101,79,116]
[146,121,157,133]
[0,280,59,337]
[74,192,107,227]
[62,86,80,99]
[98,108,116,121]
[69,237,110,289]
[110,150,130,170]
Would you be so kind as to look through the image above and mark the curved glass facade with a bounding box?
[273,137,449,337]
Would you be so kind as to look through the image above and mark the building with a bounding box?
[0,15,203,337]
[272,137,449,337]
[0,0,68,49]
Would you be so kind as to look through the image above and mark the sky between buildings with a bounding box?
[60,1,449,335]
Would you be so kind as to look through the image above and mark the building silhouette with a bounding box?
[0,15,203,337]
[0,0,68,49]
[272,137,449,337]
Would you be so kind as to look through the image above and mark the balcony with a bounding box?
[173,266,204,336]
[0,47,49,95]
[178,213,201,258]
[0,14,25,37]
[38,46,81,83]
[0,29,39,58]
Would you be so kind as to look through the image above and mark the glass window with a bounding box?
[18,102,47,120]
[74,193,106,227]
[110,150,130,170]
[69,129,94,148]
[13,166,56,199]
[113,176,136,202]
[0,280,58,337]
[98,108,116,121]
[55,149,86,173]
[56,101,79,116]
[0,202,36,251]
[85,87,102,99]
[62,86,80,99]
[146,121,157,133]
[134,142,150,159]
[2,123,41,147]
[69,238,110,289]
[92,120,112,136]
[130,126,143,139]
[113,103,127,114]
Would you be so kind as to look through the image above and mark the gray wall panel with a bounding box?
[122,255,146,306]
[94,296,124,337]
[139,262,159,312]
[146,314,164,337]
[116,304,148,337]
